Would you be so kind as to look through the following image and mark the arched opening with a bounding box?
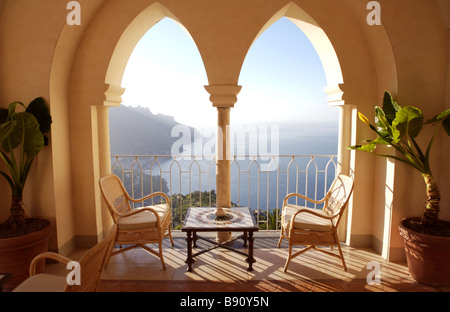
[237,16,339,155]
[110,17,210,156]
[119,18,211,129]
[233,5,345,232]
[107,16,213,231]
[239,3,347,173]
[99,3,213,234]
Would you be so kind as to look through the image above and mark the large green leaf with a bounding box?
[375,106,394,142]
[6,112,44,158]
[26,98,52,146]
[349,142,376,153]
[425,109,450,136]
[0,121,16,146]
[0,108,8,124]
[26,97,52,134]
[382,91,401,124]
[425,108,450,124]
[369,136,391,145]
[392,106,424,142]
[444,116,450,136]
[7,101,26,119]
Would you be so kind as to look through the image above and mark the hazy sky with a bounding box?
[121,17,338,130]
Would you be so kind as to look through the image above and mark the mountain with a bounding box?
[109,105,196,156]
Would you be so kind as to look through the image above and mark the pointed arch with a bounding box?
[246,2,344,105]
[105,2,202,107]
[62,1,207,242]
[239,1,400,256]
[238,2,347,242]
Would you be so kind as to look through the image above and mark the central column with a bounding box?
[205,85,242,243]
[216,106,231,215]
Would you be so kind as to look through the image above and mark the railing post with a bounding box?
[205,85,242,242]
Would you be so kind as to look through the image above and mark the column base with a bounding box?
[216,231,232,243]
[215,207,227,217]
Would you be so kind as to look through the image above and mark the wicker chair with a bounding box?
[13,225,117,292]
[99,174,174,270]
[277,174,354,272]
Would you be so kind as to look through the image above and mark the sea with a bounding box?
[113,121,339,212]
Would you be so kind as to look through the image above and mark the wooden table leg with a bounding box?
[185,231,195,272]
[246,231,256,271]
[193,231,198,248]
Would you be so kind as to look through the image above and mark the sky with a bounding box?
[121,17,339,131]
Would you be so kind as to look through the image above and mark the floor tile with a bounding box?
[39,234,449,293]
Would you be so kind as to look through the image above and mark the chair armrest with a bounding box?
[129,192,170,205]
[282,193,325,207]
[30,252,72,276]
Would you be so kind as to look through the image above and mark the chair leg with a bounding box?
[333,231,347,271]
[277,227,285,248]
[336,242,347,271]
[284,245,317,272]
[104,232,119,268]
[284,245,292,272]
[168,226,174,247]
[277,236,283,248]
[138,243,166,270]
[159,242,166,270]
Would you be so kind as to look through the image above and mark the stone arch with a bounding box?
[57,0,400,258]
[64,1,205,241]
[248,3,344,101]
[104,3,199,104]
[238,1,399,254]
[238,2,348,241]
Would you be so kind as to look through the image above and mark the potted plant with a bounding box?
[0,97,53,290]
[350,91,450,287]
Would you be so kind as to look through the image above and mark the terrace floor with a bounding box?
[48,232,450,293]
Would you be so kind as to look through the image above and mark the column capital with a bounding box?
[104,84,126,107]
[204,85,242,108]
[324,84,344,106]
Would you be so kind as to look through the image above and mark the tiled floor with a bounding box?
[56,232,450,293]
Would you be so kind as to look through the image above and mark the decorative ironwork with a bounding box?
[111,154,338,231]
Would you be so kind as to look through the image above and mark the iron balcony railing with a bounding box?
[111,155,338,231]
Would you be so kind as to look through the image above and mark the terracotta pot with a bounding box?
[0,220,53,291]
[398,217,450,288]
